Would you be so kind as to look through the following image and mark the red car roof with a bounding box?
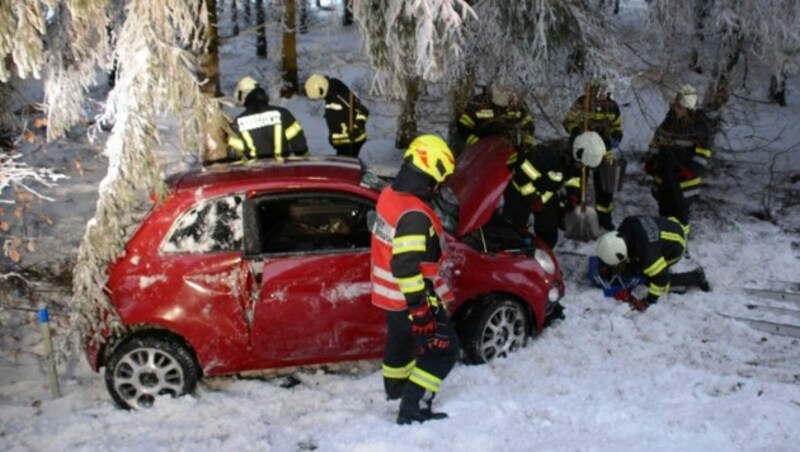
[165,157,368,194]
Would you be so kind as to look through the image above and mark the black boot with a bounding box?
[695,268,711,292]
[397,398,448,425]
[598,212,615,231]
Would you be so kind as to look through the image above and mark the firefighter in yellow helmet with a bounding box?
[370,134,459,425]
[227,76,309,160]
[305,74,370,158]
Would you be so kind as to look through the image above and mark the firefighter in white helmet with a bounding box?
[454,81,535,156]
[645,83,713,236]
[596,215,710,312]
[502,131,605,248]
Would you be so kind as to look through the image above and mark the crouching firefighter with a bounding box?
[595,215,711,312]
[370,134,460,425]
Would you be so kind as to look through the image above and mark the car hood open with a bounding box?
[446,137,516,237]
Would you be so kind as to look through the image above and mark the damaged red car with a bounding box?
[88,137,565,409]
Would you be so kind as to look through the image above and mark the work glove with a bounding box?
[427,321,451,354]
[409,302,435,337]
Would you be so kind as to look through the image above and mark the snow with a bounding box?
[1,2,799,451]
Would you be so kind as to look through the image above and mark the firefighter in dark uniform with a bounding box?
[455,82,535,155]
[596,215,711,311]
[370,134,459,425]
[227,76,309,160]
[563,83,624,230]
[502,131,606,249]
[645,84,713,235]
[304,74,370,158]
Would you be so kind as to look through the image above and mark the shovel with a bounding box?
[564,166,601,241]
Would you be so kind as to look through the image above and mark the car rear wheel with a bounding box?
[105,334,199,409]
[459,298,529,364]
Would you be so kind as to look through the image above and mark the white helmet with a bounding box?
[305,74,329,100]
[572,131,605,168]
[234,76,259,106]
[597,231,628,266]
[677,83,697,110]
[490,82,513,107]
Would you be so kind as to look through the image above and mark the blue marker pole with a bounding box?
[38,302,61,399]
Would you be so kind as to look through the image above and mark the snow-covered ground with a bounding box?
[1,2,799,451]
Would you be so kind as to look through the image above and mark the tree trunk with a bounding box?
[446,64,476,154]
[343,0,353,26]
[256,0,267,58]
[231,0,239,36]
[395,76,421,149]
[299,0,309,34]
[199,0,227,163]
[281,0,299,98]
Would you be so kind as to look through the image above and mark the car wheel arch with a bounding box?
[100,326,201,376]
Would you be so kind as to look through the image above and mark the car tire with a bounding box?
[458,298,529,364]
[105,334,199,409]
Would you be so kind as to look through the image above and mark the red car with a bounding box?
[89,137,565,409]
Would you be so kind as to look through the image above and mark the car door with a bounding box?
[243,190,385,365]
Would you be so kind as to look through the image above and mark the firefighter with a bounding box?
[502,131,606,249]
[227,76,309,160]
[596,215,711,312]
[304,74,370,158]
[455,82,535,155]
[370,134,459,425]
[645,84,713,235]
[563,83,624,230]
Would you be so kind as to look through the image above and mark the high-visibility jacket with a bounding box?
[618,215,687,302]
[457,97,535,150]
[323,77,369,148]
[371,186,452,311]
[563,95,623,148]
[646,107,713,202]
[227,93,309,160]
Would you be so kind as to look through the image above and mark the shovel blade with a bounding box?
[564,206,602,241]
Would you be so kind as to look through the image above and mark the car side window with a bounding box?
[162,195,243,254]
[252,193,373,255]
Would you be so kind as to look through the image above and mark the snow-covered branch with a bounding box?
[0,154,67,203]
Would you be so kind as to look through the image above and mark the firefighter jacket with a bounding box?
[617,215,687,302]
[323,77,369,148]
[227,88,309,160]
[507,142,581,208]
[563,95,623,148]
[646,107,713,202]
[371,186,453,312]
[457,96,535,150]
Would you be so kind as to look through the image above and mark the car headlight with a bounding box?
[534,248,556,275]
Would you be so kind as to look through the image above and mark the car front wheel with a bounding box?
[459,298,529,364]
[105,334,199,409]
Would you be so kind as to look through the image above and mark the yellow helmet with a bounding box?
[403,134,455,183]
[304,74,329,100]
[235,76,259,106]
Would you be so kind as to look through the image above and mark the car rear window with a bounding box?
[161,195,243,254]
